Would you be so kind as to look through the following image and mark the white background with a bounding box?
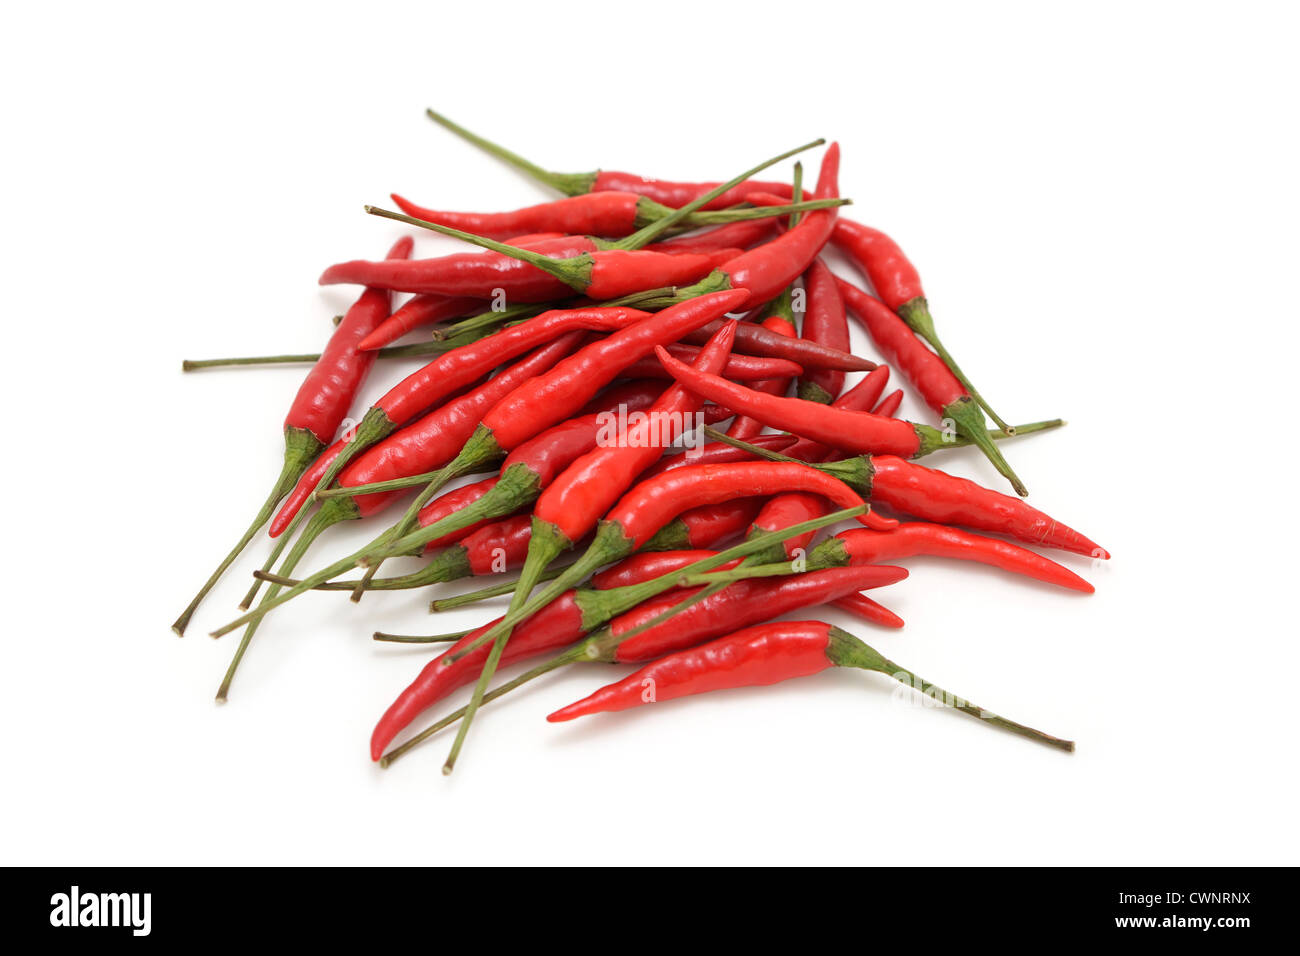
[3,1,1297,866]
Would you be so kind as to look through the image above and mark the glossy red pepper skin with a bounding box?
[618,344,801,382]
[591,171,794,211]
[641,498,766,551]
[290,236,413,444]
[873,389,905,418]
[582,248,736,301]
[415,477,501,552]
[714,143,841,304]
[605,461,894,550]
[339,333,584,518]
[867,457,1108,558]
[750,492,827,559]
[796,259,850,403]
[531,321,739,547]
[833,524,1093,592]
[836,277,963,414]
[373,306,650,430]
[681,318,873,373]
[478,291,748,453]
[831,219,924,311]
[548,621,837,721]
[370,594,588,760]
[649,219,777,255]
[588,551,740,590]
[391,191,642,241]
[832,592,905,629]
[460,514,535,575]
[656,346,928,457]
[638,435,797,481]
[356,233,567,350]
[608,565,907,663]
[783,364,892,462]
[728,315,795,439]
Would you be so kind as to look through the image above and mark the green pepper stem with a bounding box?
[215,503,342,701]
[896,298,1014,434]
[372,630,471,644]
[172,428,321,635]
[428,563,569,612]
[182,337,475,371]
[424,108,598,196]
[827,627,1074,752]
[606,139,825,252]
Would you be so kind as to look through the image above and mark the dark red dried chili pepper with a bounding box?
[425,108,797,210]
[547,620,1074,752]
[795,258,850,403]
[836,276,1027,496]
[171,235,411,636]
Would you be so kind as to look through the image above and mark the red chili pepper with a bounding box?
[832,218,1014,437]
[782,364,892,463]
[828,592,905,629]
[639,497,766,552]
[171,235,412,636]
[656,345,951,459]
[371,555,902,761]
[872,388,905,418]
[682,317,872,373]
[826,524,1094,592]
[867,457,1108,558]
[389,191,840,242]
[356,232,569,350]
[210,292,748,642]
[727,315,795,439]
[618,344,801,382]
[836,276,1027,496]
[546,620,1075,752]
[638,435,797,481]
[795,259,850,403]
[648,219,777,256]
[425,108,797,210]
[705,429,1103,558]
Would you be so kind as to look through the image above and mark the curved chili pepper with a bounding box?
[704,428,1104,559]
[836,276,1027,496]
[171,235,411,636]
[655,345,949,458]
[867,457,1108,559]
[782,364,892,463]
[828,591,905,629]
[546,620,1075,752]
[795,258,850,403]
[823,524,1094,592]
[832,218,1013,438]
[618,344,801,382]
[682,318,872,373]
[872,388,905,418]
[425,107,797,210]
[727,315,795,440]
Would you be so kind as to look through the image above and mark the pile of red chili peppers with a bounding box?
[178,110,1108,773]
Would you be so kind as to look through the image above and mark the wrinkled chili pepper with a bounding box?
[547,620,1074,752]
[171,235,412,636]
